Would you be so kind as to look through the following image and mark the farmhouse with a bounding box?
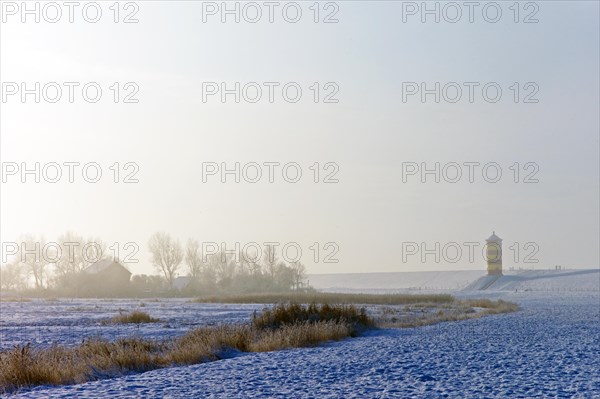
[174,276,193,291]
[82,258,132,296]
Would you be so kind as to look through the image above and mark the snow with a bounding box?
[477,269,600,292]
[309,270,487,292]
[2,270,599,398]
[0,300,263,350]
[309,269,600,293]
[7,291,600,399]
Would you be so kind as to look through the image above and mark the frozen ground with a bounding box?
[467,269,600,292]
[309,270,486,292]
[6,291,600,399]
[309,269,600,293]
[0,299,263,350]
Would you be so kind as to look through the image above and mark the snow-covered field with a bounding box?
[0,300,263,350]
[309,270,486,292]
[2,270,599,398]
[2,291,598,399]
[309,269,600,293]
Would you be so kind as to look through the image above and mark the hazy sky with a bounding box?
[1,1,598,275]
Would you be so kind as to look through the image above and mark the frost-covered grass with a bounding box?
[0,339,166,390]
[0,298,519,394]
[252,303,374,333]
[108,311,160,324]
[463,298,519,314]
[0,300,261,349]
[7,292,597,399]
[0,297,32,302]
[375,298,519,327]
[194,292,455,305]
[0,304,374,394]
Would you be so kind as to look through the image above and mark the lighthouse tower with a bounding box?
[486,231,503,275]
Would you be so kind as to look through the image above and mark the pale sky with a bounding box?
[1,1,598,275]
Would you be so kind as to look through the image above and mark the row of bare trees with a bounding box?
[0,232,105,291]
[148,232,308,293]
[1,232,310,295]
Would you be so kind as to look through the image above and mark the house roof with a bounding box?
[486,231,502,242]
[174,276,193,290]
[84,258,131,275]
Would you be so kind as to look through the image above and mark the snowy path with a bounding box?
[10,293,600,399]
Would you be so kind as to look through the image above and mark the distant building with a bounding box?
[82,258,132,296]
[173,276,193,291]
[486,232,503,275]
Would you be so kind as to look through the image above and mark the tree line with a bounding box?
[147,232,308,295]
[0,231,309,296]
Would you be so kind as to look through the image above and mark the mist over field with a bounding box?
[1,1,598,276]
[0,1,598,398]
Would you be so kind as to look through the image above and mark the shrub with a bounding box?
[109,311,159,324]
[252,303,373,335]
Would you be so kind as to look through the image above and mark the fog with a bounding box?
[1,1,598,279]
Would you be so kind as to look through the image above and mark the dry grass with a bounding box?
[252,303,373,335]
[0,339,166,391]
[0,299,518,393]
[166,325,252,364]
[249,321,351,352]
[194,292,454,305]
[0,297,31,302]
[0,304,372,394]
[376,298,519,328]
[463,299,520,314]
[108,311,160,324]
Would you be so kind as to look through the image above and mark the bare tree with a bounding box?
[185,239,203,280]
[55,231,83,276]
[207,251,235,284]
[249,260,262,276]
[81,236,106,265]
[55,232,106,276]
[17,234,50,289]
[275,262,295,290]
[262,244,278,280]
[239,246,261,276]
[0,262,27,291]
[201,255,218,287]
[290,261,307,290]
[148,232,183,289]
